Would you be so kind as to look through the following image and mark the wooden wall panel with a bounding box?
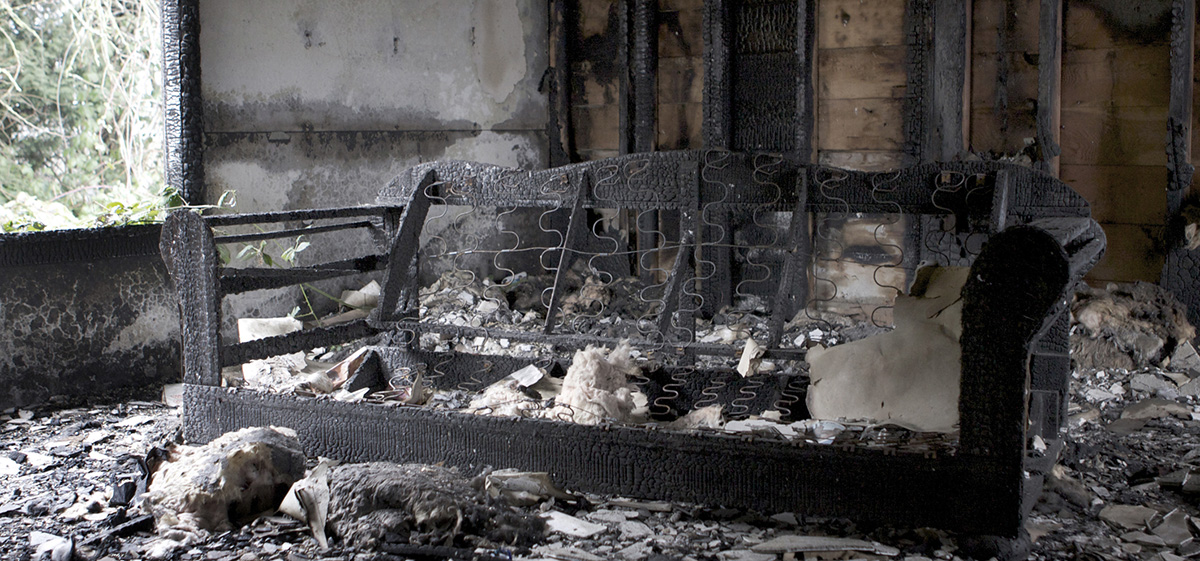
[815,0,906,170]
[969,0,1040,156]
[1087,224,1167,282]
[816,0,905,48]
[1060,1,1172,283]
[657,0,703,149]
[1061,165,1168,225]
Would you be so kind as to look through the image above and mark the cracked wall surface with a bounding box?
[196,0,551,319]
[0,226,180,410]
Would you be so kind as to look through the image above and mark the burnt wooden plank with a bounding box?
[549,0,575,166]
[1036,0,1063,175]
[932,0,969,160]
[630,0,661,282]
[213,220,375,245]
[658,230,696,340]
[902,0,932,164]
[160,211,221,386]
[376,171,435,323]
[163,0,204,205]
[768,174,810,348]
[545,177,591,333]
[796,0,816,161]
[221,320,379,367]
[219,255,387,295]
[989,168,1012,234]
[702,0,732,148]
[1167,0,1196,216]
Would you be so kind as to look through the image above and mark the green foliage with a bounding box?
[0,0,164,231]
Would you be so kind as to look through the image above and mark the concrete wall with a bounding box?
[199,0,550,214]
[196,0,551,322]
[0,226,180,410]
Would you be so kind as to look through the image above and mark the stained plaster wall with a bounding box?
[0,226,181,410]
[196,0,551,325]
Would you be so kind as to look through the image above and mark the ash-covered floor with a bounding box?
[3,282,1199,561]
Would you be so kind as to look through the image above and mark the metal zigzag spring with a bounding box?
[693,371,728,410]
[729,375,765,419]
[772,374,807,421]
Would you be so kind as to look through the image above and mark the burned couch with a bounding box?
[161,150,1104,537]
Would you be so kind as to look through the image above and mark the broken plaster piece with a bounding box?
[484,469,574,506]
[751,535,899,556]
[805,266,968,433]
[737,338,766,377]
[1099,504,1158,530]
[1120,399,1192,420]
[142,427,306,541]
[279,459,337,550]
[1151,509,1194,547]
[543,510,606,538]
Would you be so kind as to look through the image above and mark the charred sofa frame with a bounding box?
[162,150,1103,537]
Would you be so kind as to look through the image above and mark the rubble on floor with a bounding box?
[1070,282,1196,371]
[3,356,1199,561]
[141,426,307,546]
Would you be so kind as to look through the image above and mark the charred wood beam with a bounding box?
[932,0,969,161]
[219,255,388,295]
[205,206,395,227]
[658,231,695,340]
[768,174,810,348]
[162,0,204,205]
[628,0,659,153]
[959,226,1069,532]
[1036,0,1063,176]
[626,0,661,283]
[221,320,379,367]
[703,0,732,149]
[902,0,933,164]
[795,0,816,162]
[548,0,575,167]
[161,211,221,386]
[544,176,591,333]
[1167,0,1196,221]
[375,172,434,323]
[1161,0,1198,336]
[213,220,377,245]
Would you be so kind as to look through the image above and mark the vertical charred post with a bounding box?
[160,211,221,386]
[795,0,816,162]
[1162,0,1199,333]
[548,0,576,167]
[163,0,205,205]
[1036,0,1063,176]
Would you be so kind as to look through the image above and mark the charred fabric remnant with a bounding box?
[143,427,306,542]
[1070,282,1197,371]
[140,427,544,552]
[0,224,181,410]
[162,150,1105,537]
[325,463,544,550]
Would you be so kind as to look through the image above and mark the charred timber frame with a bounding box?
[904,0,970,163]
[1036,0,1063,176]
[162,0,204,205]
[701,0,817,314]
[164,151,1105,537]
[1162,0,1199,331]
[548,0,575,167]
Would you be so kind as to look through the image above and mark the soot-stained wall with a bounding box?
[199,0,549,216]
[194,0,551,321]
[0,226,180,410]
